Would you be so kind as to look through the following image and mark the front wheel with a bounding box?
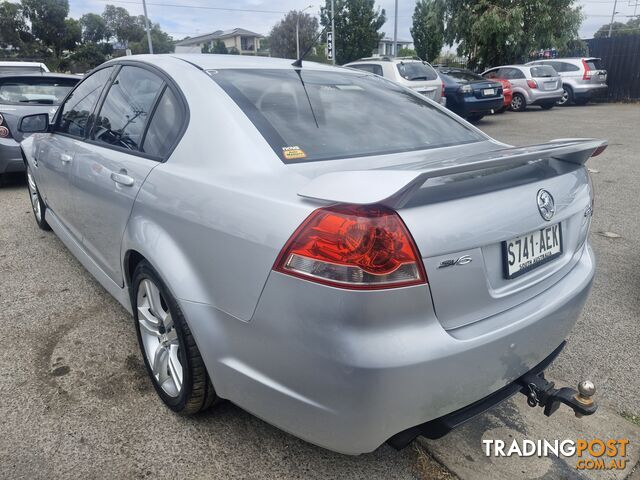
[132,261,218,414]
[26,166,51,230]
[510,93,526,112]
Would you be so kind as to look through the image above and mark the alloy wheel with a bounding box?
[26,168,42,223]
[511,95,524,111]
[137,278,183,397]
[558,88,569,106]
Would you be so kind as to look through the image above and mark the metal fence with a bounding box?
[587,35,640,101]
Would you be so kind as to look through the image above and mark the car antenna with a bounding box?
[292,11,334,68]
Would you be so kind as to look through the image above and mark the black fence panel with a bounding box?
[587,36,640,101]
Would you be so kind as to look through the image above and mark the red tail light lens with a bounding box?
[274,205,427,289]
[527,79,538,88]
[582,59,591,80]
[0,126,9,138]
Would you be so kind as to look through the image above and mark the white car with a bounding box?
[344,56,444,104]
[0,61,50,76]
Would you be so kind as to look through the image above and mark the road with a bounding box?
[0,103,638,479]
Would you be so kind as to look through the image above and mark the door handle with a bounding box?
[60,153,73,163]
[110,171,135,187]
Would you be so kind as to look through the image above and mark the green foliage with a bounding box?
[411,0,445,61]
[202,40,228,54]
[228,47,240,55]
[594,18,640,38]
[22,0,70,55]
[269,10,319,59]
[129,23,175,54]
[80,13,110,43]
[320,0,386,64]
[0,2,30,50]
[102,4,145,45]
[397,47,416,57]
[558,38,587,56]
[69,42,112,69]
[443,0,584,69]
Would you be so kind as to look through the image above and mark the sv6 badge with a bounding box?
[438,255,473,269]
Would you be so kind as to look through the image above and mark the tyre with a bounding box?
[26,166,51,231]
[466,114,485,123]
[540,103,554,110]
[510,93,526,112]
[557,85,573,106]
[132,260,218,414]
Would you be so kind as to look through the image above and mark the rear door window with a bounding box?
[348,64,383,76]
[142,87,185,157]
[396,62,438,81]
[56,66,114,138]
[530,66,557,78]
[91,66,164,151]
[210,68,484,163]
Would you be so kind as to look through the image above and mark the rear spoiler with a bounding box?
[298,138,606,208]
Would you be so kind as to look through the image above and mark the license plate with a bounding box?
[483,88,495,96]
[502,224,562,279]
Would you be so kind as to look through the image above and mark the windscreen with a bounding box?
[210,68,484,163]
[396,61,438,81]
[0,77,78,105]
[530,66,557,78]
[442,69,485,82]
[586,59,603,70]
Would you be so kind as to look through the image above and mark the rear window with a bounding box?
[396,62,438,81]
[530,66,557,78]
[210,69,483,163]
[0,66,44,75]
[441,70,484,82]
[585,59,603,70]
[0,77,78,105]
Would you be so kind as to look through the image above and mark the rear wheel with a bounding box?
[540,103,554,110]
[557,85,573,106]
[26,166,50,231]
[133,261,218,414]
[510,93,526,112]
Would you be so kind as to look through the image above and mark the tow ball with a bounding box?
[517,372,597,418]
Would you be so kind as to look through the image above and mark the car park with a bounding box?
[436,67,503,121]
[0,73,79,177]
[482,64,563,112]
[344,56,444,104]
[19,54,605,455]
[526,57,608,106]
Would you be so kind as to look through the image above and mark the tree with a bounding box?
[69,42,111,69]
[211,40,228,54]
[397,47,416,57]
[80,13,110,43]
[594,18,640,38]
[102,4,145,45]
[411,0,445,61]
[0,2,30,50]
[443,0,584,69]
[269,10,319,59]
[21,0,70,55]
[129,23,175,54]
[321,0,386,64]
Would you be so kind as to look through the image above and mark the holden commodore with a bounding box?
[18,55,604,454]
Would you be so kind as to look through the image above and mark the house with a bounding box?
[375,38,414,57]
[175,28,263,55]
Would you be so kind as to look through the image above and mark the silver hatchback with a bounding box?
[19,55,604,454]
[482,64,563,111]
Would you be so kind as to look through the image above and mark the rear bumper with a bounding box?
[447,94,503,116]
[181,243,595,455]
[573,85,608,99]
[0,138,24,174]
[530,93,563,105]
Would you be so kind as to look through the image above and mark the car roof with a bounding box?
[0,73,79,80]
[0,61,47,67]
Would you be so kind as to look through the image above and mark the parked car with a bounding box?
[482,65,563,112]
[526,58,607,106]
[344,56,444,104]
[20,55,605,455]
[0,73,79,177]
[436,67,503,122]
[0,61,49,75]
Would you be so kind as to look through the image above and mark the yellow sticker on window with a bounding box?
[282,146,307,161]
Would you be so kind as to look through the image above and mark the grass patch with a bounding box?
[621,411,640,426]
[413,442,457,480]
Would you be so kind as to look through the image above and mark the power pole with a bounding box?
[331,0,336,64]
[393,0,398,56]
[608,0,618,38]
[142,0,154,54]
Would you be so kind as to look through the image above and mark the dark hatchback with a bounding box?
[437,67,504,122]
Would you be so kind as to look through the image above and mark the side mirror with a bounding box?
[19,113,49,133]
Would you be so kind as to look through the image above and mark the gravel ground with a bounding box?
[0,103,638,479]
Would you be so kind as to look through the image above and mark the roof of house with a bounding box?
[175,28,263,46]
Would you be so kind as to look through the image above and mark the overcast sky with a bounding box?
[68,0,639,47]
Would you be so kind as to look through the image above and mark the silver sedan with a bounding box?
[19,54,605,454]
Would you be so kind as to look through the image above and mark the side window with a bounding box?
[509,68,526,79]
[483,69,498,79]
[56,67,114,137]
[349,64,384,76]
[562,62,580,72]
[92,66,164,151]
[142,87,185,157]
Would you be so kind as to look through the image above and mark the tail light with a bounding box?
[0,113,10,138]
[591,144,607,157]
[274,204,427,289]
[582,59,591,80]
[527,79,538,89]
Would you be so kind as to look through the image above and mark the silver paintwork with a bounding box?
[526,58,608,104]
[537,189,556,221]
[21,54,602,454]
[482,64,564,108]
[26,166,41,222]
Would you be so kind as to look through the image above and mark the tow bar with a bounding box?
[517,372,597,418]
